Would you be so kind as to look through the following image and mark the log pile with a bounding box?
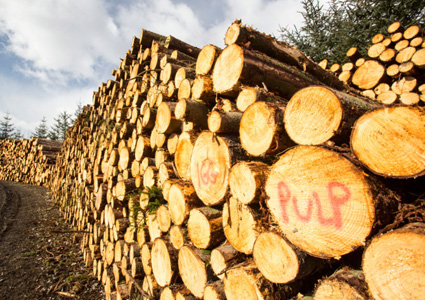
[0,137,62,185]
[322,21,425,106]
[1,20,425,300]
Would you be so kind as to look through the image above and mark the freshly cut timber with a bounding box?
[151,238,177,287]
[351,106,425,178]
[222,197,261,254]
[236,86,287,112]
[210,243,240,280]
[253,231,323,284]
[224,21,345,90]
[174,98,209,129]
[204,282,225,300]
[313,268,368,300]
[240,101,294,156]
[168,181,202,225]
[223,262,301,300]
[174,132,196,181]
[164,35,201,58]
[207,111,242,134]
[284,86,377,145]
[190,131,239,206]
[229,161,270,204]
[265,146,397,259]
[178,245,211,298]
[212,44,322,98]
[352,60,386,89]
[363,223,425,300]
[191,75,216,104]
[196,44,222,75]
[187,207,223,249]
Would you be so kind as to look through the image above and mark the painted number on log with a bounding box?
[277,181,351,229]
[197,160,218,186]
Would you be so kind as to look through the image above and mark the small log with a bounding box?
[187,207,224,249]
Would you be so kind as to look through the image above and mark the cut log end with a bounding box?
[284,86,343,145]
[351,106,425,178]
[363,223,425,300]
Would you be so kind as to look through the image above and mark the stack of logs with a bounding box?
[0,137,62,185]
[3,20,424,300]
[322,21,425,106]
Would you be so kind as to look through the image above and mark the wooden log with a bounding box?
[204,281,226,300]
[208,111,242,134]
[178,245,212,298]
[363,223,425,300]
[169,225,187,250]
[151,238,178,287]
[412,48,425,69]
[236,85,287,112]
[265,145,398,259]
[155,102,182,134]
[187,207,224,249]
[229,161,269,204]
[351,106,425,178]
[313,267,368,300]
[174,131,196,181]
[253,231,324,284]
[224,21,345,90]
[224,262,301,300]
[164,35,201,58]
[174,98,209,129]
[196,44,222,75]
[190,131,242,206]
[168,180,202,225]
[141,242,153,275]
[284,86,378,146]
[352,60,386,89]
[222,197,262,255]
[212,44,323,98]
[139,29,166,48]
[191,75,216,104]
[240,101,294,156]
[210,243,242,280]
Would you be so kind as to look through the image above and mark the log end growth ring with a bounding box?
[351,106,425,178]
[265,146,375,259]
[284,86,343,145]
[240,101,279,156]
[190,131,231,206]
[212,44,243,95]
[363,224,425,300]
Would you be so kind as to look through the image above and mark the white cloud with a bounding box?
[0,0,125,84]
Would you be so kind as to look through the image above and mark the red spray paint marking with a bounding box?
[197,160,218,186]
[277,181,351,229]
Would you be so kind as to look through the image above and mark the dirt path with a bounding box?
[0,180,104,299]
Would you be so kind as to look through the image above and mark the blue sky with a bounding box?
[0,0,305,137]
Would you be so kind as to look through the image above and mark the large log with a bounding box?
[284,86,378,146]
[351,106,425,178]
[265,145,398,259]
[212,44,323,98]
[224,21,345,90]
[363,223,425,300]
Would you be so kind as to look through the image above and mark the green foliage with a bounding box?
[144,186,165,214]
[48,111,73,141]
[280,0,425,64]
[0,112,15,140]
[32,116,48,139]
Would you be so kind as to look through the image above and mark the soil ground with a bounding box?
[0,180,104,299]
